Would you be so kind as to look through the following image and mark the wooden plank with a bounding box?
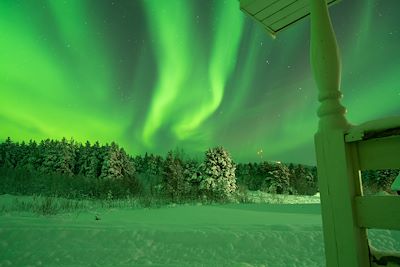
[240,0,341,36]
[315,131,370,267]
[254,0,297,21]
[345,116,400,142]
[355,196,400,230]
[356,135,400,170]
[240,0,278,15]
[262,0,308,26]
[270,5,309,31]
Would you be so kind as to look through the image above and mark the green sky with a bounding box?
[0,0,399,165]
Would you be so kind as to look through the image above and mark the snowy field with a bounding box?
[0,193,399,266]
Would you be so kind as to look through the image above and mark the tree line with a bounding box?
[1,137,397,201]
[0,137,134,179]
[0,138,237,201]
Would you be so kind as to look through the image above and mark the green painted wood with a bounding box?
[314,133,340,267]
[356,196,400,230]
[356,135,400,170]
[310,0,349,131]
[239,0,382,266]
[240,0,341,36]
[254,0,297,21]
[262,0,308,26]
[240,0,276,15]
[310,0,370,266]
[271,5,309,31]
[345,116,400,142]
[315,131,370,267]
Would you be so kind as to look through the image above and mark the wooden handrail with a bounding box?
[355,196,400,230]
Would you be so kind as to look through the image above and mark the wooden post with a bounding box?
[310,0,370,266]
[310,0,348,132]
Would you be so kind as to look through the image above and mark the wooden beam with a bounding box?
[355,196,400,230]
[240,0,342,36]
[262,0,307,26]
[356,135,400,170]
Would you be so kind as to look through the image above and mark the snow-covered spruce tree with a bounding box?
[23,140,39,172]
[15,141,28,170]
[132,155,144,173]
[162,151,187,201]
[144,154,163,176]
[304,165,318,195]
[87,141,103,178]
[54,138,76,177]
[99,142,136,180]
[199,146,237,200]
[183,158,203,198]
[375,169,399,193]
[119,147,138,195]
[98,142,139,197]
[39,139,58,175]
[33,138,76,176]
[237,162,260,191]
[15,140,39,172]
[100,142,124,180]
[361,169,390,194]
[287,163,297,193]
[119,147,135,178]
[290,164,316,195]
[261,162,292,194]
[0,137,18,169]
[75,141,92,176]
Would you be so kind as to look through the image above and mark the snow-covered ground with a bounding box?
[244,191,321,204]
[0,194,399,266]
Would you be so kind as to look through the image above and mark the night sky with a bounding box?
[1,0,399,165]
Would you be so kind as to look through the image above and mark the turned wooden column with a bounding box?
[310,0,349,132]
[310,0,370,266]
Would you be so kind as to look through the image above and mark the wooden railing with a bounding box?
[239,0,400,266]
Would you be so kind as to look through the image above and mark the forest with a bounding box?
[0,137,398,206]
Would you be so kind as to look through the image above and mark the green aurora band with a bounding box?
[0,0,399,165]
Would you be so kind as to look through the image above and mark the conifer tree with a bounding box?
[76,141,92,176]
[199,146,237,200]
[119,147,135,178]
[162,151,186,201]
[235,163,243,177]
[183,158,202,195]
[73,142,83,175]
[87,141,102,178]
[258,161,274,191]
[147,154,158,175]
[375,169,399,192]
[1,137,17,168]
[39,139,58,174]
[24,140,39,172]
[54,138,75,176]
[291,164,316,195]
[133,155,144,173]
[287,163,297,194]
[100,142,123,179]
[15,141,29,169]
[263,163,292,194]
[154,155,164,176]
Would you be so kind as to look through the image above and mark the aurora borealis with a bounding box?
[1,0,399,165]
